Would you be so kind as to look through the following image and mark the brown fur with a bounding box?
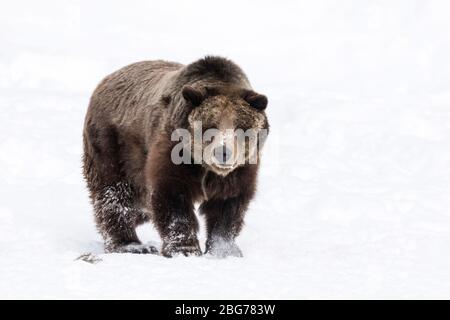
[82,56,268,257]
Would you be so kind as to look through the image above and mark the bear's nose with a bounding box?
[213,145,232,165]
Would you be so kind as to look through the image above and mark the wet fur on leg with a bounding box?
[93,182,149,252]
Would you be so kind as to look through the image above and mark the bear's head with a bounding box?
[179,85,269,176]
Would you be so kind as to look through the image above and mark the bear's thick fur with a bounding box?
[83,56,269,257]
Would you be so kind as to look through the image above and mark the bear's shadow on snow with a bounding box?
[75,239,245,263]
[76,240,162,264]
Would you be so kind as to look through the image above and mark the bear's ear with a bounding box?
[243,90,268,111]
[182,86,205,107]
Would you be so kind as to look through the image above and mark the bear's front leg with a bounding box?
[200,195,251,258]
[151,183,201,257]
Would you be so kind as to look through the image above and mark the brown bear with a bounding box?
[82,56,269,257]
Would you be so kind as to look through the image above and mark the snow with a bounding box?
[1,0,450,299]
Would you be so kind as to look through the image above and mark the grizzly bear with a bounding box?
[82,56,269,257]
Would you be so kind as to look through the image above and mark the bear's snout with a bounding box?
[213,145,233,165]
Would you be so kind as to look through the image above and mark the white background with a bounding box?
[1,0,450,299]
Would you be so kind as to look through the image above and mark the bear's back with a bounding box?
[86,60,183,129]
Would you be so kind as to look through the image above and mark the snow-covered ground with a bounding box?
[1,0,450,299]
